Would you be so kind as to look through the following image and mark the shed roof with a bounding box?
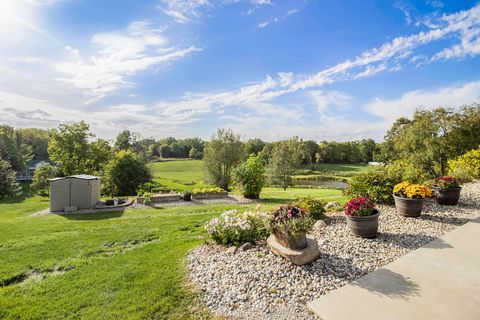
[49,174,100,182]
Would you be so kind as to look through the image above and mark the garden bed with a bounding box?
[188,181,480,320]
[137,193,181,204]
[192,192,229,200]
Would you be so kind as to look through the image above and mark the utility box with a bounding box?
[49,175,101,212]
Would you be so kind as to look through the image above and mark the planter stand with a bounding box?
[267,234,319,266]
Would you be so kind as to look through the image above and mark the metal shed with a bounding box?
[49,175,101,212]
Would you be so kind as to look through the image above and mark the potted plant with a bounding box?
[269,205,313,250]
[393,182,432,217]
[431,176,461,205]
[344,197,379,238]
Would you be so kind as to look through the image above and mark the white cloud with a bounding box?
[54,21,201,101]
[394,2,413,25]
[157,0,211,23]
[258,7,299,28]
[365,80,480,121]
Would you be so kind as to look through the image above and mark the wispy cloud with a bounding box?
[54,21,201,102]
[258,8,299,28]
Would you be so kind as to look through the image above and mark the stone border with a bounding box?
[192,192,229,200]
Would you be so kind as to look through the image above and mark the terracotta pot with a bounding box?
[345,210,380,238]
[432,187,461,205]
[393,195,425,217]
[274,231,307,250]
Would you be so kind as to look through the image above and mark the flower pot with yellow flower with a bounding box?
[393,182,432,217]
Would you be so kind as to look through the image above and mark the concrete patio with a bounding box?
[308,217,480,320]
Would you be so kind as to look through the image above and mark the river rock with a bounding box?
[325,201,341,209]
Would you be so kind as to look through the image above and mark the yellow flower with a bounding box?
[393,182,411,194]
[394,181,432,199]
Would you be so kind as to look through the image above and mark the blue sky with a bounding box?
[1,0,479,141]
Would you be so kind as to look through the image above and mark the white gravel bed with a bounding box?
[187,181,480,320]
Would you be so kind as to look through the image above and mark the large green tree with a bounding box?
[115,130,133,150]
[269,138,303,190]
[31,163,58,196]
[203,128,244,190]
[17,128,51,161]
[0,125,33,171]
[234,154,265,198]
[103,150,151,196]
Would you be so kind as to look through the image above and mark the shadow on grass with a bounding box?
[353,269,421,300]
[58,209,125,220]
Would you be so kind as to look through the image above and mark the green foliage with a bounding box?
[269,138,303,190]
[103,150,151,196]
[203,128,244,190]
[31,163,58,196]
[0,157,21,199]
[245,138,266,155]
[114,130,133,150]
[448,148,480,182]
[316,139,378,164]
[188,147,202,159]
[17,128,51,161]
[137,181,167,196]
[293,196,326,220]
[206,210,269,246]
[268,205,313,237]
[234,154,265,198]
[345,166,399,205]
[0,125,33,171]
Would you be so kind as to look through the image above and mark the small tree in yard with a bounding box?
[31,163,58,196]
[0,158,21,199]
[269,138,303,190]
[103,150,151,197]
[235,154,265,198]
[203,128,244,191]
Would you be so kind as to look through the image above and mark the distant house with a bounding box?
[49,175,101,212]
[16,160,57,182]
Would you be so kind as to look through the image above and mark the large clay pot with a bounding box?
[393,195,425,217]
[345,210,380,238]
[433,187,461,205]
[274,230,307,250]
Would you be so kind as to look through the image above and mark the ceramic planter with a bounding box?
[393,195,425,217]
[345,210,380,238]
[432,187,461,205]
[274,230,307,250]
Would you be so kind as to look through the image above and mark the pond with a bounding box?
[292,178,349,189]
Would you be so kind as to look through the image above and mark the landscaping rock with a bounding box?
[267,234,319,266]
[239,242,255,251]
[313,220,327,230]
[325,201,341,209]
[226,246,237,254]
[188,181,480,320]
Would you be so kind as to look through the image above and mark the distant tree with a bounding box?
[103,150,151,196]
[148,143,160,158]
[17,128,51,161]
[0,125,33,171]
[48,121,92,176]
[31,163,58,196]
[159,144,173,158]
[359,138,377,163]
[245,138,266,156]
[203,128,244,190]
[0,157,20,199]
[189,147,202,159]
[115,130,133,150]
[269,138,303,190]
[234,154,265,198]
[301,140,319,167]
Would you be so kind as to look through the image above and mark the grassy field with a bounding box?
[292,163,372,181]
[149,160,210,191]
[0,181,345,319]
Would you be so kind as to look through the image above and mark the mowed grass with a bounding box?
[149,160,211,191]
[0,162,351,319]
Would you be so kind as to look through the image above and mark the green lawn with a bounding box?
[149,160,211,191]
[0,184,346,320]
[293,163,373,181]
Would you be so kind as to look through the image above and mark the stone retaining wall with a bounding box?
[192,192,229,200]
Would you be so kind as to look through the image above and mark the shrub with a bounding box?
[432,176,460,189]
[182,190,192,201]
[269,205,313,237]
[393,182,432,199]
[234,154,265,199]
[448,148,480,182]
[31,163,58,196]
[137,181,166,196]
[384,160,428,183]
[192,187,225,194]
[345,167,399,205]
[344,197,376,217]
[293,196,326,220]
[206,210,269,246]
